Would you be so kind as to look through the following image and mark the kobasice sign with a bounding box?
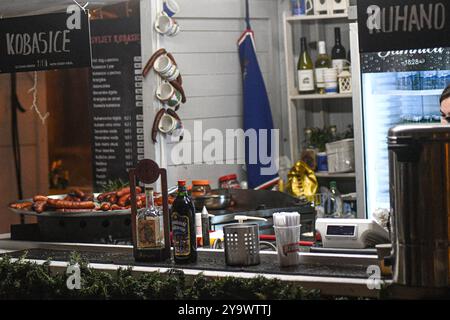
[0,5,92,73]
[357,0,450,53]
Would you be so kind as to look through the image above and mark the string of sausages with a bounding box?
[9,187,174,214]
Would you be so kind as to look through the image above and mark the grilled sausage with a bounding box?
[56,208,92,213]
[107,194,118,204]
[72,189,85,199]
[97,191,116,202]
[9,202,33,210]
[116,187,142,198]
[100,202,111,211]
[33,195,48,202]
[110,204,122,211]
[32,201,47,214]
[118,194,131,207]
[47,199,95,210]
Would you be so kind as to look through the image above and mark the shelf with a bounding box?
[290,93,353,100]
[374,89,443,96]
[315,172,356,178]
[286,13,348,22]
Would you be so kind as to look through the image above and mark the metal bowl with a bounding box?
[193,190,232,210]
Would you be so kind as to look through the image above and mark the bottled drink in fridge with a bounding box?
[326,181,343,217]
[315,41,331,94]
[421,71,437,90]
[170,180,197,263]
[331,27,347,75]
[297,37,315,94]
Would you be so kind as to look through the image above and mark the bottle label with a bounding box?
[298,70,314,91]
[137,218,161,249]
[332,59,346,74]
[171,212,191,257]
[315,68,326,88]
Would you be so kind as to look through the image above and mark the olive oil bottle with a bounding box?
[170,180,197,263]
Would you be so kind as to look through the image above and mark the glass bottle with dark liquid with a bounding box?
[135,186,168,262]
[170,180,197,263]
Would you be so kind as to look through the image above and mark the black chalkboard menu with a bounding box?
[0,8,91,73]
[358,0,450,53]
[89,17,143,191]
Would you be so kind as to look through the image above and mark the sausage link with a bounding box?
[47,198,95,209]
[110,204,121,211]
[33,195,48,202]
[32,201,47,213]
[100,203,111,211]
[9,202,33,210]
[116,186,142,198]
[56,208,92,213]
[107,194,118,204]
[118,194,131,207]
[97,191,115,202]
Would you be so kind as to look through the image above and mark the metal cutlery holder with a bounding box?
[223,223,260,266]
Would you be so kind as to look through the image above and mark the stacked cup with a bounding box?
[156,81,183,108]
[153,54,180,81]
[273,212,301,267]
[155,0,181,37]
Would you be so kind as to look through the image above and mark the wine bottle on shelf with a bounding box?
[297,37,315,94]
[331,27,347,75]
[315,41,331,94]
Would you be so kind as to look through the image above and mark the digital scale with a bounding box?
[315,219,390,249]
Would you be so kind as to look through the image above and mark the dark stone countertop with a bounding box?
[1,248,371,279]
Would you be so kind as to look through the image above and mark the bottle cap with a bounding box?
[330,181,337,189]
[219,174,237,183]
[192,180,210,186]
[178,180,186,186]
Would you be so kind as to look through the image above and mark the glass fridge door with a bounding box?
[360,48,450,218]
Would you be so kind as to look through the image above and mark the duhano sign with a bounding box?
[0,5,92,73]
[357,0,450,52]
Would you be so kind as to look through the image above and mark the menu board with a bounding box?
[89,17,144,190]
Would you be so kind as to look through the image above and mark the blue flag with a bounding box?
[238,22,279,190]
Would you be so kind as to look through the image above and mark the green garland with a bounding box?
[0,252,326,300]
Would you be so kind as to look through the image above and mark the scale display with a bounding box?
[326,225,356,237]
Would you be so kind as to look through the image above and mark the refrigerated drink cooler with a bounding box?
[350,22,450,218]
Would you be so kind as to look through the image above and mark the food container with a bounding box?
[326,138,355,173]
[219,174,240,189]
[191,180,211,197]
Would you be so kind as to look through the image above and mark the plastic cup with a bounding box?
[274,225,301,267]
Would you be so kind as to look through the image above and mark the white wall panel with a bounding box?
[159,0,282,187]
